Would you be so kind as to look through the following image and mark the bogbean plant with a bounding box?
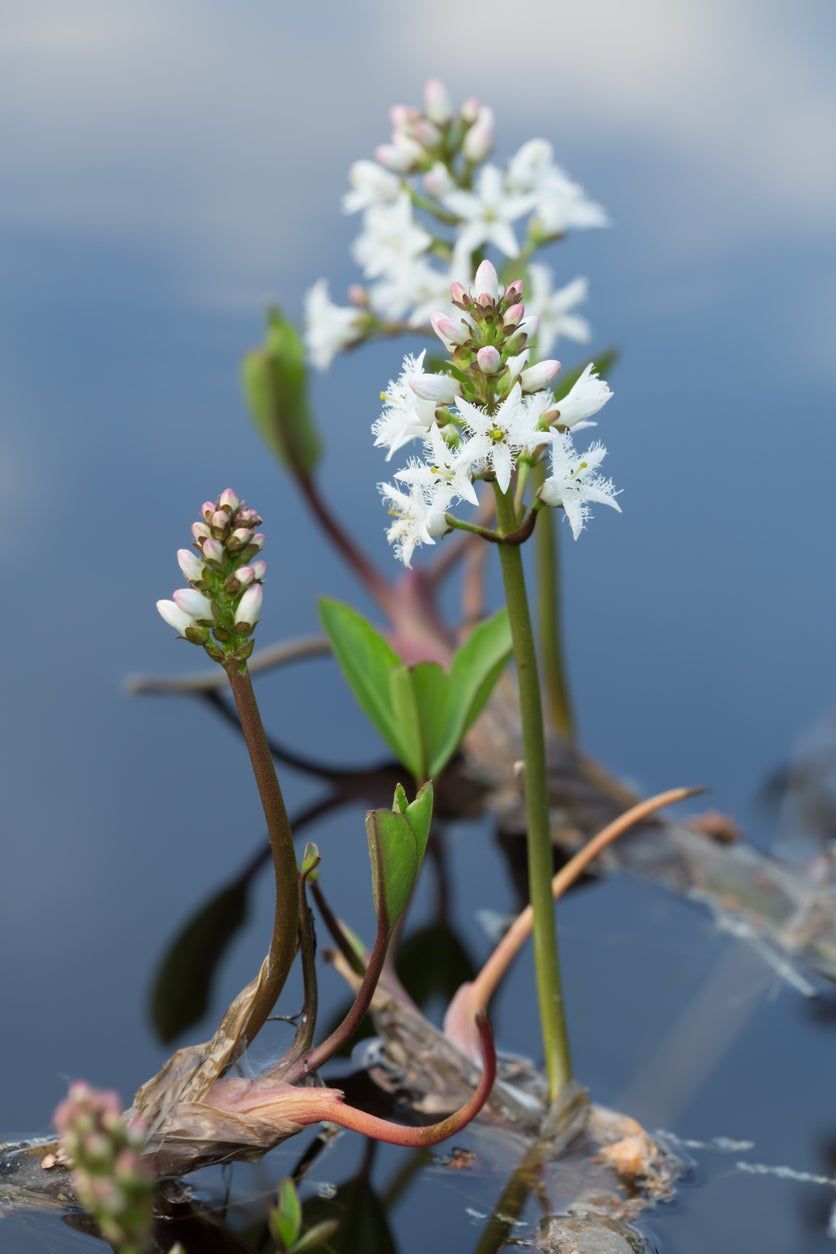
[302,81,619,1100]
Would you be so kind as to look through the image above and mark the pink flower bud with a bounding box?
[473,259,499,300]
[424,162,454,199]
[521,360,561,392]
[156,599,194,637]
[504,279,525,302]
[424,78,453,124]
[503,303,525,329]
[251,560,267,581]
[450,280,467,304]
[411,119,440,148]
[461,97,481,123]
[218,488,239,511]
[390,104,418,128]
[191,522,211,542]
[348,284,368,306]
[230,527,253,546]
[463,107,494,163]
[234,565,255,588]
[235,507,261,526]
[431,312,469,347]
[236,583,263,629]
[375,139,422,172]
[251,533,266,550]
[177,549,205,582]
[173,588,213,620]
[477,346,502,374]
[211,510,229,530]
[409,372,461,403]
[201,501,215,521]
[202,537,224,563]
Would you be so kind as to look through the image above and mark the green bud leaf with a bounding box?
[291,1219,341,1252]
[242,306,321,477]
[270,1178,303,1249]
[301,842,321,879]
[366,782,433,935]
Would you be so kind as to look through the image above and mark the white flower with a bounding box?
[456,384,549,494]
[176,548,205,582]
[553,363,613,428]
[353,193,431,280]
[304,279,364,370]
[395,423,479,506]
[507,139,607,236]
[369,258,453,326]
[372,350,438,460]
[343,160,402,214]
[235,583,263,628]
[527,264,591,356]
[172,588,213,620]
[379,480,451,567]
[540,435,621,539]
[444,165,534,267]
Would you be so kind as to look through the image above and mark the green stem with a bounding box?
[533,463,576,740]
[225,664,300,1044]
[493,485,572,1101]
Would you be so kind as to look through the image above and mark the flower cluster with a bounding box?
[375,261,619,564]
[53,1083,153,1252]
[156,489,266,665]
[303,79,604,369]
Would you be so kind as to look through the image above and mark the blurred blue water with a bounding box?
[2,4,836,1251]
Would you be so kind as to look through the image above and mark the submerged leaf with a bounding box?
[149,879,249,1043]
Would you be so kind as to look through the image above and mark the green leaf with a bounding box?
[425,608,512,777]
[242,306,321,476]
[270,1178,302,1249]
[149,879,249,1043]
[367,782,433,934]
[291,1219,340,1252]
[388,664,425,781]
[318,599,410,765]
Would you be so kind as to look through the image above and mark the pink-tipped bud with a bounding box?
[191,522,211,542]
[477,346,502,374]
[230,527,253,547]
[450,280,467,304]
[424,78,453,124]
[521,360,561,392]
[473,259,499,300]
[347,284,368,306]
[411,118,440,148]
[177,549,205,582]
[202,537,224,563]
[424,162,454,199]
[390,104,418,128]
[504,279,525,302]
[234,565,255,589]
[218,488,239,512]
[156,599,195,637]
[235,507,261,526]
[375,138,422,172]
[463,107,494,163]
[173,588,213,620]
[503,302,525,329]
[461,97,481,123]
[251,560,267,581]
[410,372,461,404]
[201,501,215,521]
[235,583,263,629]
[431,312,470,347]
[251,533,266,550]
[211,510,229,531]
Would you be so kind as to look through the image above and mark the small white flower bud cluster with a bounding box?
[373,262,619,564]
[305,82,605,370]
[157,489,267,665]
[53,1082,153,1253]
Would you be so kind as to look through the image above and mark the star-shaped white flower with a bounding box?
[456,384,549,494]
[507,139,608,236]
[527,264,591,356]
[395,423,479,506]
[379,480,451,567]
[372,350,438,460]
[343,160,402,214]
[304,279,364,371]
[553,364,613,428]
[540,434,621,539]
[353,193,432,279]
[444,165,534,268]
